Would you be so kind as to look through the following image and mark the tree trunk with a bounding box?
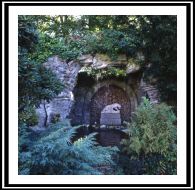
[59,15,68,42]
[43,102,48,127]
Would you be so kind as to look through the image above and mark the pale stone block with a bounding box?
[100,103,121,125]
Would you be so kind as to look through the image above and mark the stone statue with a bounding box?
[100,103,121,126]
[101,103,121,113]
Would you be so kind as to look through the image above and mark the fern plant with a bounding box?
[19,120,118,175]
[121,97,177,174]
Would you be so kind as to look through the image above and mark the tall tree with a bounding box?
[138,16,177,105]
[18,16,64,125]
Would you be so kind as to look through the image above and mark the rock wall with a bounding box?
[35,56,81,127]
[140,79,160,104]
[34,54,160,129]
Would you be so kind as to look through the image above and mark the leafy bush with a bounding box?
[81,29,141,61]
[121,97,177,174]
[30,33,86,63]
[19,120,118,175]
[18,106,38,126]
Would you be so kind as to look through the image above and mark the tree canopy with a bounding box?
[25,15,176,102]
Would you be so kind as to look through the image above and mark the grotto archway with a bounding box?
[90,85,131,125]
[70,79,138,126]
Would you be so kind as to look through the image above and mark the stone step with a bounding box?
[100,119,121,126]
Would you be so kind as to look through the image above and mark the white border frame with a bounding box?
[2,1,193,188]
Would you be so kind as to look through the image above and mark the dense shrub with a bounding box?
[18,106,38,126]
[30,33,86,63]
[82,29,141,60]
[121,97,177,174]
[19,120,118,175]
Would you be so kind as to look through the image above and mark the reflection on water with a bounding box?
[74,126,128,147]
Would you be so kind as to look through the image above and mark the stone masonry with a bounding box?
[140,79,160,104]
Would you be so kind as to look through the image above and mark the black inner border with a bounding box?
[3,1,192,188]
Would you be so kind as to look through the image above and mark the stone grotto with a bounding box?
[33,54,160,145]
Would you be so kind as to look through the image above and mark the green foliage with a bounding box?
[79,66,127,82]
[19,120,118,175]
[18,56,64,125]
[50,113,61,124]
[28,15,142,61]
[139,16,177,104]
[18,123,33,152]
[18,15,39,53]
[18,106,38,126]
[121,97,177,174]
[99,29,141,60]
[18,17,64,125]
[30,33,85,63]
[18,56,64,107]
[81,29,141,60]
[36,15,80,40]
